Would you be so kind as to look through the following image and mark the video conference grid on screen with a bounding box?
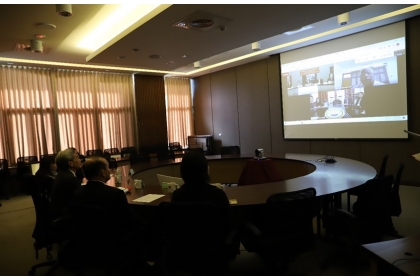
[280,22,408,139]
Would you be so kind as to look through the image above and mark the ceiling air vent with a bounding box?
[172,10,231,32]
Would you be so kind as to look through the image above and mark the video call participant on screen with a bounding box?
[359,67,385,87]
[50,148,83,218]
[327,72,334,84]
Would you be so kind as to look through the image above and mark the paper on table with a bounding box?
[133,194,165,203]
[412,153,420,161]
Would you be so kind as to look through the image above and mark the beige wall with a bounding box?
[192,16,420,186]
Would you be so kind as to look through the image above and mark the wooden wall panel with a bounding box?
[134,75,168,148]
[192,75,213,136]
[236,59,272,155]
[209,68,240,154]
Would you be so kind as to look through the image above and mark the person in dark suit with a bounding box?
[74,156,140,233]
[50,148,83,218]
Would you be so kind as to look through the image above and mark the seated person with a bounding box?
[171,152,239,257]
[35,155,57,197]
[74,156,141,233]
[50,148,83,218]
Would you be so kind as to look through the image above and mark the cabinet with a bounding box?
[187,135,213,155]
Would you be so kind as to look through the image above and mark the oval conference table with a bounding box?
[111,153,376,235]
[122,153,376,205]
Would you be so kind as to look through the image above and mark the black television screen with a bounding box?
[280,21,408,139]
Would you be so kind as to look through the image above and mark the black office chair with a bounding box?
[108,158,118,169]
[168,142,183,151]
[240,188,317,273]
[158,201,236,275]
[104,148,119,155]
[29,175,78,275]
[157,149,175,161]
[17,156,38,175]
[324,174,395,247]
[85,149,103,157]
[41,154,57,160]
[0,159,11,199]
[347,155,388,211]
[220,146,241,156]
[185,148,204,155]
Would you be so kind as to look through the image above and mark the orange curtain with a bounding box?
[0,66,136,164]
[164,77,194,148]
[0,66,56,163]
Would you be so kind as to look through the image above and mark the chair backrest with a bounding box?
[353,174,394,218]
[108,158,118,169]
[0,159,10,176]
[104,148,119,155]
[186,147,204,154]
[220,146,241,155]
[261,188,317,257]
[41,154,57,160]
[390,163,404,217]
[168,142,182,151]
[121,146,137,157]
[85,149,103,157]
[17,156,38,175]
[377,155,389,178]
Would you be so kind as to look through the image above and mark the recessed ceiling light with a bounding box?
[182,55,188,58]
[35,23,56,30]
[34,34,46,39]
[149,55,161,59]
[166,61,174,64]
[132,48,139,52]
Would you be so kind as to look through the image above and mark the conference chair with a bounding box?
[17,156,38,194]
[347,154,388,211]
[40,154,57,160]
[185,147,204,155]
[240,188,317,274]
[17,156,38,175]
[29,175,77,276]
[158,201,237,275]
[220,146,241,156]
[324,174,395,248]
[168,142,182,151]
[104,148,119,155]
[121,146,137,158]
[85,149,104,157]
[0,159,11,199]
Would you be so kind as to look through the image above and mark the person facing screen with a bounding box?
[359,67,385,87]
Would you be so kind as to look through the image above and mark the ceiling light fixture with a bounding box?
[27,39,43,53]
[337,12,350,26]
[251,42,261,51]
[56,4,73,17]
[194,61,201,68]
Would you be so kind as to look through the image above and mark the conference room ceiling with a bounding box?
[0,4,419,77]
